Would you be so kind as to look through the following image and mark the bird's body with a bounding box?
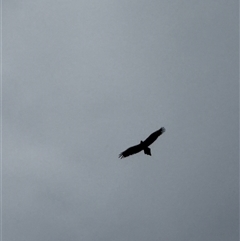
[119,127,165,159]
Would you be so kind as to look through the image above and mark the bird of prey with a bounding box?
[119,127,166,159]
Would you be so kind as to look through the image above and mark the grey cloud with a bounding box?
[3,0,238,240]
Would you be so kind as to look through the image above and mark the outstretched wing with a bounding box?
[143,127,166,147]
[119,144,143,159]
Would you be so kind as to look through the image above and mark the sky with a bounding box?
[3,1,239,240]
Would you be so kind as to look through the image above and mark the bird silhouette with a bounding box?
[119,127,165,159]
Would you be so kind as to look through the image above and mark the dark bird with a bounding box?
[119,127,166,159]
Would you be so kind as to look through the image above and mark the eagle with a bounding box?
[119,127,166,159]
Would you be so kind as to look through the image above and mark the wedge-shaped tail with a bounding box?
[143,147,151,156]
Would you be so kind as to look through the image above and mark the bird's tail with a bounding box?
[144,147,151,156]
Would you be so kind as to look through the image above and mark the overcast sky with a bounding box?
[3,1,239,240]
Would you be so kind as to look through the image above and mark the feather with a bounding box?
[143,127,166,146]
[119,143,143,159]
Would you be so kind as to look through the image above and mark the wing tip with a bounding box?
[119,153,124,159]
[160,127,166,133]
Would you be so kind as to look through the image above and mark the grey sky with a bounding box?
[3,1,239,240]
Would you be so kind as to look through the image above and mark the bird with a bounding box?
[119,127,166,159]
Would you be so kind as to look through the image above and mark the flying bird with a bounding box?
[119,127,166,159]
